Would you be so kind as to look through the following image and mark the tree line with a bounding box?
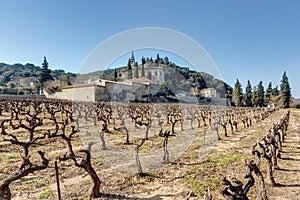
[232,71,291,108]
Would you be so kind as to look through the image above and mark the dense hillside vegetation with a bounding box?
[0,61,76,95]
[0,62,76,83]
[0,63,41,82]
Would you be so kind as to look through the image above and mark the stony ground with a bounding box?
[1,108,299,200]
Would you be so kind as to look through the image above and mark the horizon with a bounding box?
[1,1,299,97]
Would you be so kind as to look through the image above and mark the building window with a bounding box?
[155,71,157,76]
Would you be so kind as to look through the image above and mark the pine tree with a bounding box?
[127,59,133,79]
[264,82,272,105]
[245,80,253,107]
[38,56,53,89]
[141,57,146,77]
[232,79,244,107]
[257,81,265,107]
[280,71,292,108]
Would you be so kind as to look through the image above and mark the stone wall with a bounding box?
[44,85,101,102]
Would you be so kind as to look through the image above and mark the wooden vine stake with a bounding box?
[55,161,62,200]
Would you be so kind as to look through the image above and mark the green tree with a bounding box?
[163,56,169,65]
[272,86,279,96]
[280,71,292,108]
[178,80,190,91]
[232,79,244,107]
[58,74,72,86]
[38,56,53,89]
[126,59,133,79]
[134,62,139,78]
[252,86,259,107]
[257,81,265,107]
[141,57,146,77]
[51,69,65,79]
[245,80,253,107]
[3,75,11,83]
[264,82,272,105]
[114,68,118,81]
[8,82,16,89]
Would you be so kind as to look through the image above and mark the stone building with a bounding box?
[122,77,158,101]
[125,51,165,84]
[144,64,165,83]
[200,88,219,98]
[44,78,158,102]
[44,83,105,102]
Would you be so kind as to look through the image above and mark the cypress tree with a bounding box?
[272,86,279,96]
[141,57,146,77]
[252,86,259,107]
[114,68,118,81]
[127,59,133,79]
[232,79,244,107]
[257,81,265,107]
[245,80,253,107]
[280,71,292,108]
[264,82,272,105]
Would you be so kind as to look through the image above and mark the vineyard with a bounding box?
[0,96,299,200]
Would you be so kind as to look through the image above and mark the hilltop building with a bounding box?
[123,51,165,83]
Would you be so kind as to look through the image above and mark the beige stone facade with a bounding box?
[44,84,105,102]
[44,78,158,102]
[200,88,219,98]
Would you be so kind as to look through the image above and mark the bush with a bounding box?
[293,104,300,109]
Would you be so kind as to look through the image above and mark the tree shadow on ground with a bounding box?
[98,193,174,199]
[276,183,300,188]
[280,157,300,161]
[172,161,202,166]
[280,150,300,154]
[282,145,300,148]
[276,167,300,173]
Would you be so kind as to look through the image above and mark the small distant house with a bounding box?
[174,90,198,104]
[19,77,37,87]
[200,88,219,98]
[267,103,276,109]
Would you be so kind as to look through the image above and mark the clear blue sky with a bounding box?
[1,0,300,97]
